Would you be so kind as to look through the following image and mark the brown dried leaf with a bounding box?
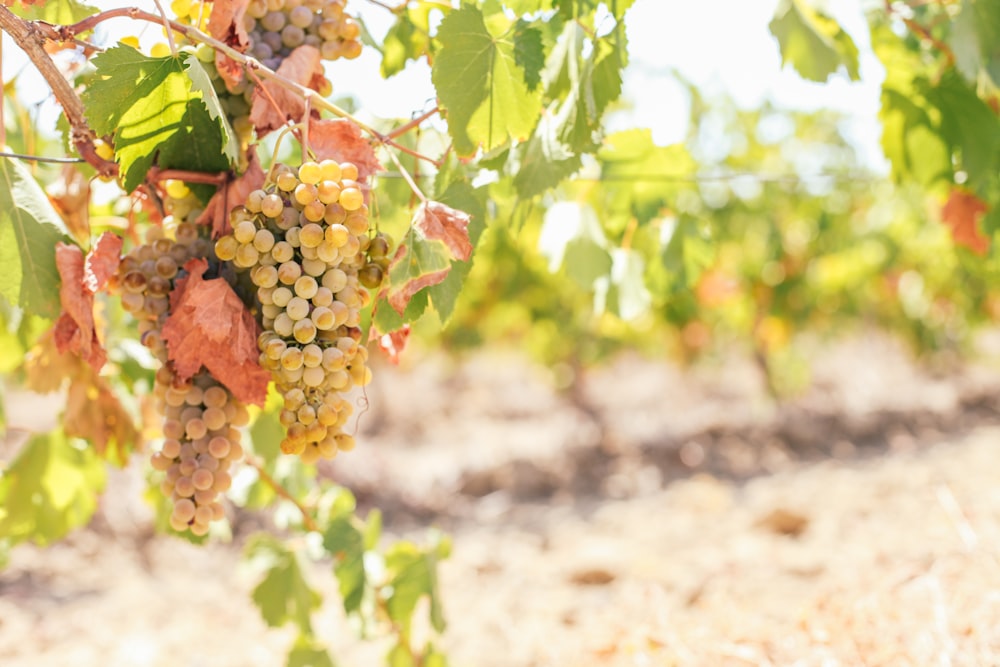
[48,165,91,243]
[249,45,324,136]
[414,200,472,261]
[84,231,123,294]
[309,119,382,183]
[209,0,250,90]
[65,373,140,466]
[375,324,410,364]
[161,259,269,405]
[24,327,81,394]
[54,242,106,372]
[942,189,990,256]
[196,148,265,237]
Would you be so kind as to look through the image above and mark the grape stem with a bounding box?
[385,149,427,203]
[386,106,441,141]
[245,455,321,533]
[0,5,118,177]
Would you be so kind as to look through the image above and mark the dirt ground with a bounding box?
[4,332,1000,666]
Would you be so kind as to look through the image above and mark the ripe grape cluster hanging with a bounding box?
[215,160,390,463]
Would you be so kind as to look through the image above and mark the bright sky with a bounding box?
[2,0,887,169]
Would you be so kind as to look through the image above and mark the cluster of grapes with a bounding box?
[243,0,363,68]
[111,219,250,535]
[214,159,390,463]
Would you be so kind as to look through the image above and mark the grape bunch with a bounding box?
[243,0,363,68]
[214,159,390,463]
[112,220,250,535]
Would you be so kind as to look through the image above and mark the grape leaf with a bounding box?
[322,515,367,615]
[381,4,440,78]
[941,189,990,255]
[384,231,453,315]
[880,87,953,189]
[926,71,1000,190]
[426,180,487,323]
[0,157,70,318]
[161,258,269,405]
[249,45,325,137]
[287,642,335,667]
[0,429,106,547]
[197,147,266,237]
[11,0,96,24]
[538,201,611,289]
[432,5,543,155]
[384,537,449,636]
[246,535,321,635]
[513,20,545,92]
[414,201,473,261]
[53,243,106,373]
[596,248,651,320]
[54,231,124,373]
[47,165,91,244]
[950,0,1000,88]
[308,119,382,183]
[83,47,235,192]
[384,201,473,315]
[65,372,139,467]
[552,0,634,20]
[83,231,123,295]
[769,0,860,82]
[513,110,582,198]
[183,55,240,166]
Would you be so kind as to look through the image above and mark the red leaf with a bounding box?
[942,189,990,255]
[308,119,382,183]
[208,0,251,91]
[196,148,265,237]
[54,242,106,373]
[376,324,410,364]
[414,200,472,261]
[161,259,270,406]
[249,45,324,137]
[84,231,123,294]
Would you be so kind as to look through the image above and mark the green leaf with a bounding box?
[12,0,97,23]
[661,217,715,288]
[538,201,612,290]
[0,430,106,546]
[387,643,417,667]
[432,5,543,155]
[597,248,651,320]
[0,158,71,319]
[183,55,240,166]
[769,0,860,82]
[950,0,1000,87]
[513,20,545,92]
[246,535,321,635]
[83,47,234,192]
[249,387,285,464]
[513,109,582,198]
[322,515,367,615]
[880,87,952,188]
[383,536,449,637]
[287,639,335,667]
[381,5,439,78]
[926,71,1000,190]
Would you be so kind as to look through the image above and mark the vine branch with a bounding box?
[0,5,117,177]
[245,456,320,533]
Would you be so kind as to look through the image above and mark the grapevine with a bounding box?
[1,0,997,665]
